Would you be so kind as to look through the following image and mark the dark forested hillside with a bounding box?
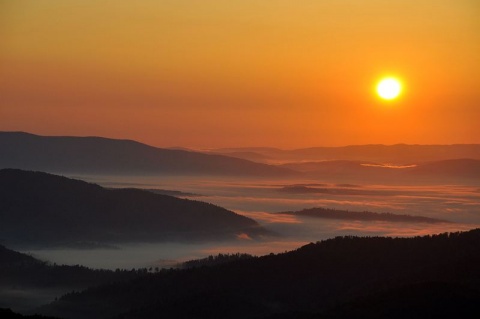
[0,169,267,246]
[0,132,294,177]
[0,244,42,268]
[37,229,480,319]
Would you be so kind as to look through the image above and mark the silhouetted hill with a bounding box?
[0,132,294,177]
[279,207,450,223]
[140,188,201,197]
[210,144,480,164]
[0,169,268,246]
[0,244,42,268]
[37,229,480,319]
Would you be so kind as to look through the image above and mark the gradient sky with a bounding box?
[1,0,479,148]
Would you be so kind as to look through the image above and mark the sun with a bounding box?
[376,77,402,100]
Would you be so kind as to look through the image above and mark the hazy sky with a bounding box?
[1,0,479,148]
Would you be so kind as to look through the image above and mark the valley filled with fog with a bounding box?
[2,133,480,317]
[23,174,480,270]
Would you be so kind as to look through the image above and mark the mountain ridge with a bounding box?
[0,132,294,177]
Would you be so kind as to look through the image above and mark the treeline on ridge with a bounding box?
[36,229,480,319]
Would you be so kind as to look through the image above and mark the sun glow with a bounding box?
[376,77,402,100]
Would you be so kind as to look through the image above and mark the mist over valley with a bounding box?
[1,133,480,318]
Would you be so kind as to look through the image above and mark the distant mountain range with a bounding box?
[2,132,479,183]
[0,169,268,246]
[209,144,480,164]
[0,132,293,177]
[35,229,480,319]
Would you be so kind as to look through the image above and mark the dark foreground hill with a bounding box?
[0,132,293,177]
[0,169,267,246]
[37,229,480,319]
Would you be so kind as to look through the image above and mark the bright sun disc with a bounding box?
[376,78,402,100]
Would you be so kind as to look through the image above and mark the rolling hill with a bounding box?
[278,207,450,223]
[0,169,268,246]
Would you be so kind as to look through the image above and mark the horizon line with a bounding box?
[2,130,480,151]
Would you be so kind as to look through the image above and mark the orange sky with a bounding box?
[1,0,479,148]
